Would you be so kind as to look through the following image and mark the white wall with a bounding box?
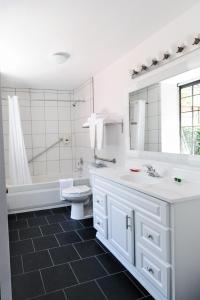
[93,2,200,162]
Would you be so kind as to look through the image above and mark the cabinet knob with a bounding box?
[97,221,101,225]
[96,200,100,204]
[146,234,153,240]
[147,266,154,275]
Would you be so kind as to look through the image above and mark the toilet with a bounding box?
[60,179,92,220]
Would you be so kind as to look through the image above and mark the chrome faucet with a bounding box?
[144,164,160,178]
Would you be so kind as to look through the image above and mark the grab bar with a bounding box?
[94,155,116,164]
[28,138,63,163]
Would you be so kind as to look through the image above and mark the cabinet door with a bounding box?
[107,195,134,263]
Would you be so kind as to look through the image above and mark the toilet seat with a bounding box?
[62,185,92,203]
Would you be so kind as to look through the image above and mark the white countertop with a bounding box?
[90,166,200,203]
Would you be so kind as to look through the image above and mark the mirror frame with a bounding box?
[124,47,200,164]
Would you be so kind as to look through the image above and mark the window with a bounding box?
[180,80,200,155]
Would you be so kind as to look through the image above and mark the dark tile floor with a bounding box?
[9,207,155,300]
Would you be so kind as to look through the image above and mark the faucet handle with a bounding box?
[143,164,154,171]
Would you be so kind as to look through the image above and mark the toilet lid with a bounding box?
[62,185,91,197]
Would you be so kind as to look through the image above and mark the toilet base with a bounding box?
[71,202,84,220]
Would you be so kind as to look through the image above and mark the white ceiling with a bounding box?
[0,0,199,89]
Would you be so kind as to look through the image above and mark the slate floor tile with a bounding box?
[49,245,79,265]
[56,231,81,245]
[8,214,17,221]
[77,227,96,240]
[79,218,93,228]
[28,216,48,227]
[32,290,66,300]
[41,264,77,292]
[10,240,34,256]
[19,227,42,240]
[17,211,35,220]
[10,256,23,275]
[70,257,107,282]
[9,230,19,242]
[124,270,150,296]
[22,250,52,272]
[40,223,63,236]
[52,207,68,215]
[74,240,105,258]
[35,209,53,217]
[12,271,44,300]
[97,272,143,300]
[60,220,84,232]
[33,235,59,251]
[46,214,67,224]
[96,253,125,274]
[9,219,28,231]
[65,281,106,300]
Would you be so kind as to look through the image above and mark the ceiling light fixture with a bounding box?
[50,52,70,64]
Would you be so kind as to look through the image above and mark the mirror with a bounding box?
[129,66,200,155]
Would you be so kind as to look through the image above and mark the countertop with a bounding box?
[90,166,200,204]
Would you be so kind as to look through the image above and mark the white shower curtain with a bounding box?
[8,96,32,185]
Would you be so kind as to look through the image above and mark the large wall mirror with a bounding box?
[129,58,200,156]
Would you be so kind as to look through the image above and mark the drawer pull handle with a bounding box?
[147,266,154,275]
[126,215,131,229]
[147,234,153,240]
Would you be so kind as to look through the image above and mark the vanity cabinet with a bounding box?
[92,173,200,300]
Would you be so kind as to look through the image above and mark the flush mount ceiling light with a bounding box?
[50,52,70,64]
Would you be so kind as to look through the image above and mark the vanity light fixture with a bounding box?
[130,34,200,79]
[141,65,148,71]
[163,52,170,60]
[176,45,185,53]
[151,59,159,66]
[193,37,200,45]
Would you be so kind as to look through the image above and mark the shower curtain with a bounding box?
[8,96,32,185]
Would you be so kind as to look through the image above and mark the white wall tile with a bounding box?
[24,134,32,148]
[45,121,58,134]
[45,107,58,120]
[47,160,60,173]
[33,161,46,176]
[22,121,32,134]
[31,107,45,120]
[32,121,45,134]
[32,134,46,148]
[59,121,71,133]
[46,134,59,147]
[32,148,46,162]
[20,107,31,120]
[60,147,72,160]
[46,147,59,160]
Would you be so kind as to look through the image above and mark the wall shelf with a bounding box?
[82,119,124,133]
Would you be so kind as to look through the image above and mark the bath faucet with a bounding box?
[144,164,160,178]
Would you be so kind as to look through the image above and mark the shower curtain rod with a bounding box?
[2,87,73,92]
[2,97,85,103]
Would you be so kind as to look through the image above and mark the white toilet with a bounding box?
[60,180,92,220]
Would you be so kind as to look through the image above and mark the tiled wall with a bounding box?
[72,78,94,177]
[130,83,161,152]
[2,87,76,179]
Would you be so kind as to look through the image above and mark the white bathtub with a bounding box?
[7,174,90,213]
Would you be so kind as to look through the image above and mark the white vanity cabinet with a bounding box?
[91,173,200,300]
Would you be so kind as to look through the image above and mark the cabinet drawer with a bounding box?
[94,212,108,238]
[93,188,107,216]
[136,245,170,297]
[136,213,170,262]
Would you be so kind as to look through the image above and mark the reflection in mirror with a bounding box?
[129,67,200,155]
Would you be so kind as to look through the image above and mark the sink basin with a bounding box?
[120,173,162,185]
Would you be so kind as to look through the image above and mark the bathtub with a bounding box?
[7,174,90,213]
